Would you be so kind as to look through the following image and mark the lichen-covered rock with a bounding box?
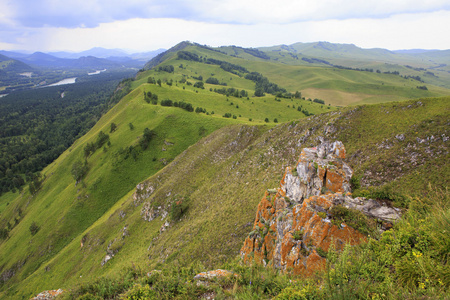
[240,141,400,276]
[194,269,238,287]
[30,289,63,300]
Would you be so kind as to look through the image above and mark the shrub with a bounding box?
[329,205,376,236]
[317,212,327,219]
[350,175,360,191]
[292,230,304,240]
[29,221,39,236]
[121,284,156,300]
[170,198,189,221]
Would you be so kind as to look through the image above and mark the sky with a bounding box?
[0,0,449,53]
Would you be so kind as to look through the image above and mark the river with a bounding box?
[88,69,107,75]
[46,77,77,87]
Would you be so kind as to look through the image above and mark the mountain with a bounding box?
[0,41,449,298]
[47,48,167,67]
[0,54,33,73]
[14,52,122,69]
[0,50,30,59]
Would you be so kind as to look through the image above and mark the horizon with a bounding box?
[1,1,449,52]
[1,42,447,56]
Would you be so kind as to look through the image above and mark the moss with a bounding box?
[329,205,376,236]
[317,212,327,219]
[292,230,304,240]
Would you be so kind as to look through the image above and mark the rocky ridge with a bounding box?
[240,141,400,275]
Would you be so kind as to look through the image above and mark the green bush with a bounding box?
[329,205,377,236]
[292,230,304,240]
[29,221,39,236]
[170,198,189,221]
[121,284,156,300]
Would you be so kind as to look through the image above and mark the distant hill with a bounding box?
[14,52,122,69]
[0,54,33,74]
[48,48,166,67]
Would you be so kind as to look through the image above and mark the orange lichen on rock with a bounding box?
[31,289,64,300]
[240,141,394,277]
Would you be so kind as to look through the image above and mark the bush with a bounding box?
[170,197,189,221]
[121,284,156,300]
[29,221,39,236]
[329,205,377,236]
[292,230,304,240]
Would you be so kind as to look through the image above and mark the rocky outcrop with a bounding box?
[30,289,63,300]
[240,141,400,276]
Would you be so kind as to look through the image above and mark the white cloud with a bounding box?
[2,8,450,52]
[5,0,450,28]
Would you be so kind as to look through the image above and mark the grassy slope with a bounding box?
[255,42,450,102]
[0,44,332,297]
[6,96,449,298]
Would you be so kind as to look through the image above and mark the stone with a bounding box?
[194,269,238,287]
[240,141,401,276]
[30,289,63,300]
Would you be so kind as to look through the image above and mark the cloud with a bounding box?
[6,9,448,52]
[5,0,450,28]
[1,1,449,52]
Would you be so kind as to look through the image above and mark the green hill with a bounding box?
[0,41,449,299]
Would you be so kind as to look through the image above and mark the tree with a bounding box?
[139,128,156,150]
[95,131,110,149]
[157,79,162,87]
[129,123,134,130]
[193,81,204,89]
[110,122,117,133]
[294,91,302,99]
[265,118,269,123]
[254,88,265,97]
[29,172,44,195]
[71,160,88,183]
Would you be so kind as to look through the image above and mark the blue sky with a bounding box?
[1,0,449,52]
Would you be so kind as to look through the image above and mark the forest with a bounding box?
[0,69,135,194]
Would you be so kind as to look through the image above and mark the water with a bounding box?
[46,77,77,87]
[20,72,33,78]
[88,69,107,75]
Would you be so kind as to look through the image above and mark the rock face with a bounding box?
[240,141,400,276]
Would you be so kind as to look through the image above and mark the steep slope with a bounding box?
[3,96,447,298]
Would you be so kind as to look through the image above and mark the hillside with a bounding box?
[0,54,33,80]
[0,41,449,298]
[257,41,450,98]
[1,94,448,298]
[0,42,332,297]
